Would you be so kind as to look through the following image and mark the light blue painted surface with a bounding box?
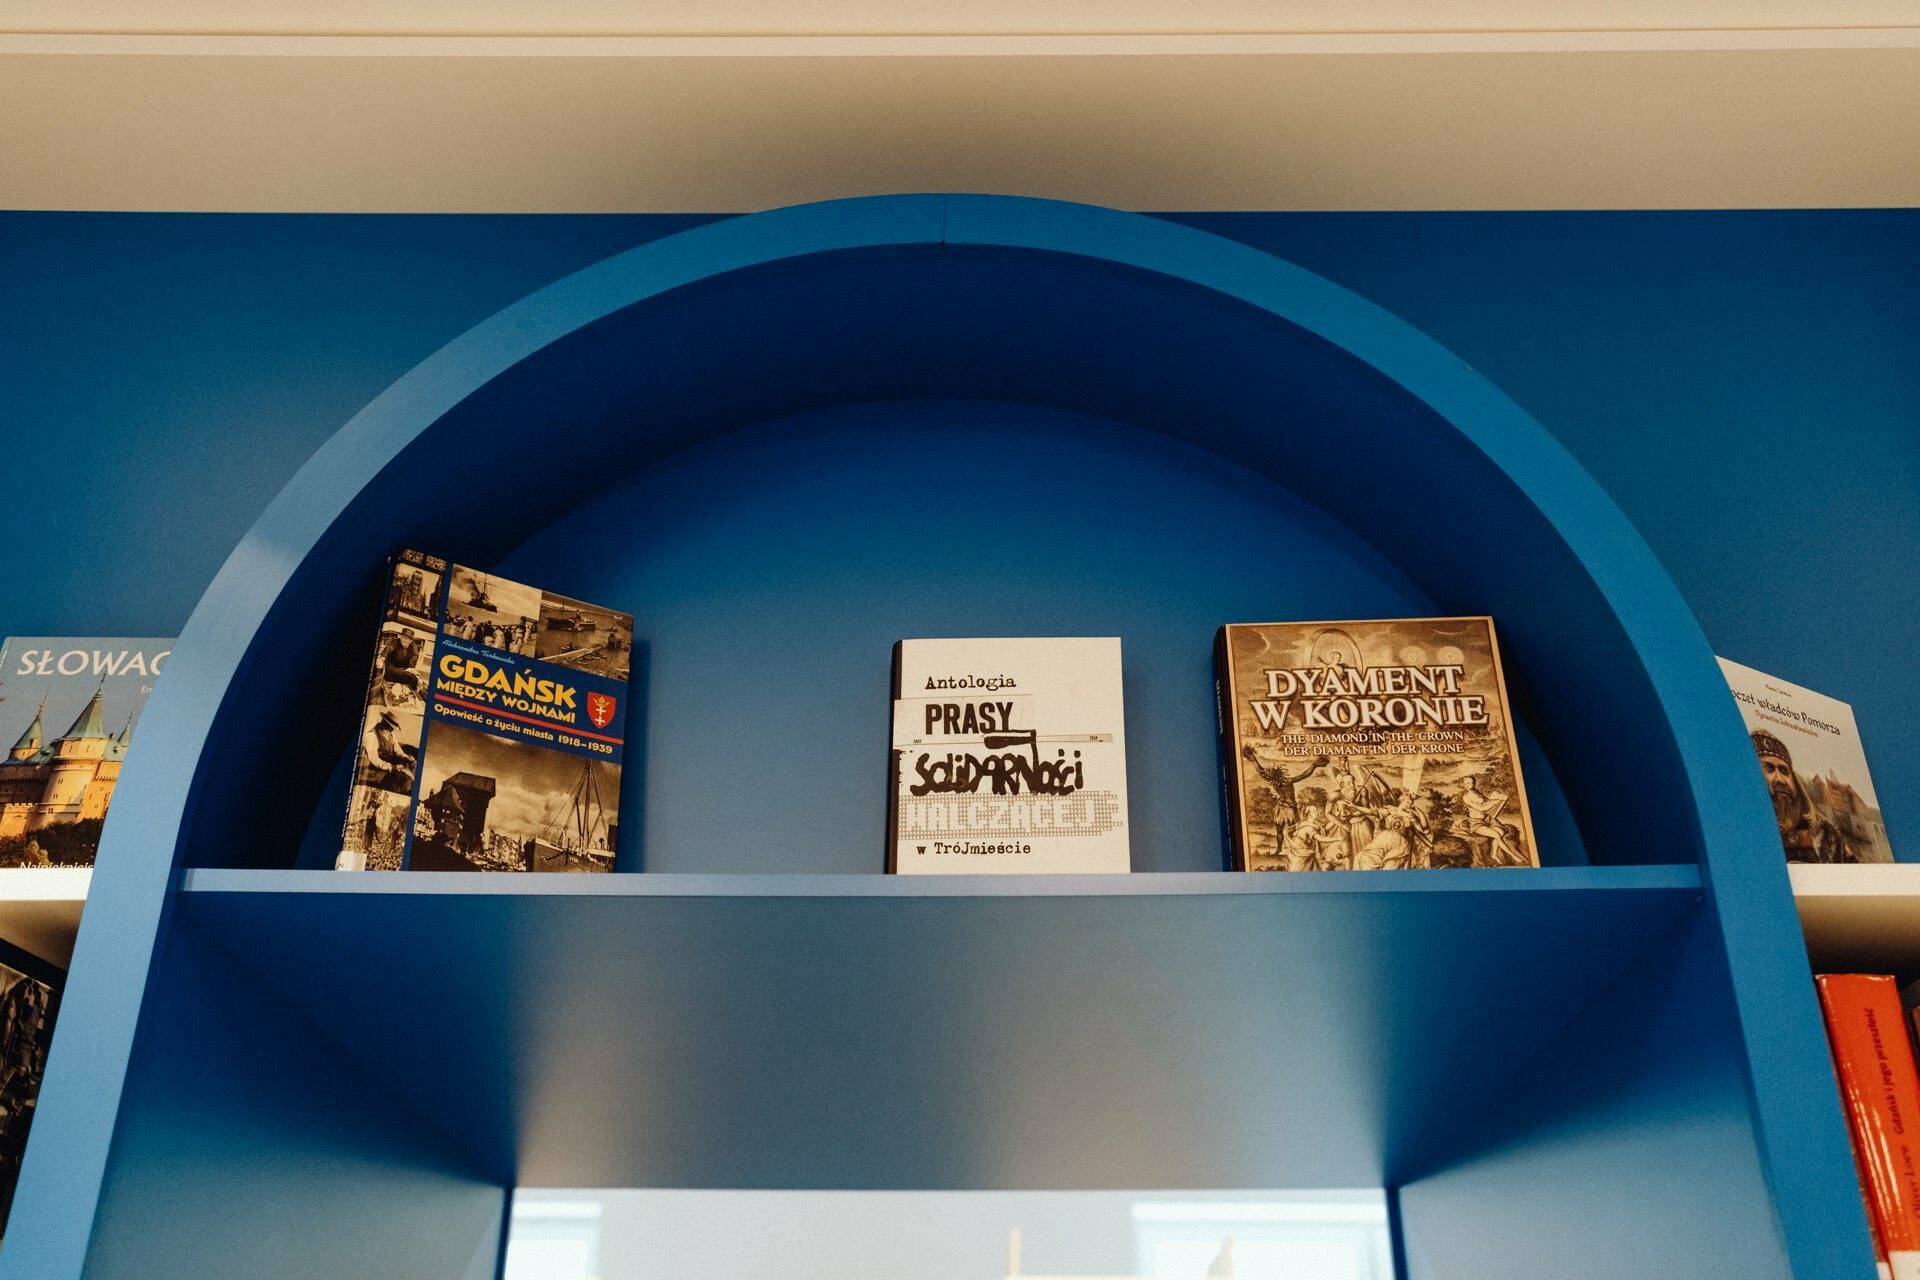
[0,196,1875,1278]
[1398,912,1792,1279]
[172,864,1702,1191]
[80,919,508,1279]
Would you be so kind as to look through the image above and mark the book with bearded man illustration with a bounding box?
[337,548,634,873]
[1718,656,1893,864]
[1215,617,1539,872]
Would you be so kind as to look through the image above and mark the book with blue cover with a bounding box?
[337,550,632,873]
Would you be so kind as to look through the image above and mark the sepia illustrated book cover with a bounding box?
[0,637,172,868]
[1717,656,1894,864]
[1216,617,1538,872]
[888,636,1130,874]
[0,940,61,1242]
[337,549,633,873]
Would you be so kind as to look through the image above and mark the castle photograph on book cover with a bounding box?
[1718,656,1893,863]
[337,549,630,873]
[0,637,171,868]
[1217,617,1537,872]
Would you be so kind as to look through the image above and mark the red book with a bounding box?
[1847,1107,1895,1280]
[1819,974,1920,1280]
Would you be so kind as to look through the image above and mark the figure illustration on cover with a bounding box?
[1746,727,1888,863]
[1224,618,1537,871]
[1717,656,1894,865]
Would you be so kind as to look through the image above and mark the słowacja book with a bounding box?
[1819,974,1920,1280]
[337,550,632,873]
[0,637,172,867]
[1216,617,1538,871]
[888,637,1129,874]
[1718,656,1894,863]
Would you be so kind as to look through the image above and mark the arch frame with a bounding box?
[8,194,1855,1278]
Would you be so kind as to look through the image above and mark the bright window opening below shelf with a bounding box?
[506,1189,1395,1280]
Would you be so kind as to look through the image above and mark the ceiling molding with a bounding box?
[6,0,1918,38]
[5,28,1920,55]
[2,18,1915,213]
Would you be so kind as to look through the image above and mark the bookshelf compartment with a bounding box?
[275,399,1594,877]
[174,867,1699,1190]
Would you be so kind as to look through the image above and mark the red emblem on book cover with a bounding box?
[586,691,616,730]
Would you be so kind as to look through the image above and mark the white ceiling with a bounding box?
[3,2,1917,212]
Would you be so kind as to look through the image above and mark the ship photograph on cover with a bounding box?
[535,589,632,681]
[337,549,629,873]
[1217,617,1537,872]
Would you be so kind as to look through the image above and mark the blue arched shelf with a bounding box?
[8,195,1863,1279]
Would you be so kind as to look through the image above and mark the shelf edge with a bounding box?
[177,864,1702,900]
[1790,863,1920,899]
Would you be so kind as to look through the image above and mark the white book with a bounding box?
[889,637,1130,874]
[1717,656,1894,863]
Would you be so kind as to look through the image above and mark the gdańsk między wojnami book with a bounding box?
[337,549,633,873]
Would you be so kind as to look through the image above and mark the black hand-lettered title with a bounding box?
[908,700,1085,797]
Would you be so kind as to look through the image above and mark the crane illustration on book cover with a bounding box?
[1216,617,1538,872]
[337,549,633,874]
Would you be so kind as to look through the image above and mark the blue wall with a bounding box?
[3,209,1913,852]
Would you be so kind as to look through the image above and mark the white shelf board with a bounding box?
[0,867,91,969]
[1792,863,1920,977]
